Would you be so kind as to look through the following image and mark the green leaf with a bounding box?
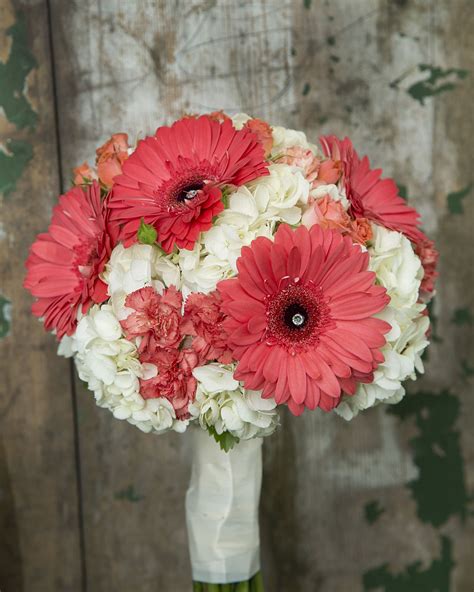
[137,218,157,245]
[447,184,472,214]
[396,183,408,200]
[207,426,239,453]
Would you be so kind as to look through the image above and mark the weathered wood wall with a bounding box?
[0,1,473,591]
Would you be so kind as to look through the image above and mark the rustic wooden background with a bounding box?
[0,1,473,591]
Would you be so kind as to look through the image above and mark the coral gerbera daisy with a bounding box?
[320,135,425,242]
[218,224,391,415]
[109,115,269,252]
[24,182,117,339]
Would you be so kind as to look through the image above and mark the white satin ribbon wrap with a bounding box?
[185,427,263,584]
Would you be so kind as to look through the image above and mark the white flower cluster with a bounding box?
[190,365,279,441]
[59,304,187,434]
[336,224,430,420]
[104,242,181,318]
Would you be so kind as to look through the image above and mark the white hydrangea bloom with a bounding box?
[230,112,252,130]
[60,304,187,434]
[271,125,319,155]
[190,364,280,440]
[336,224,429,420]
[178,242,234,295]
[103,243,181,319]
[246,163,310,224]
[181,163,309,290]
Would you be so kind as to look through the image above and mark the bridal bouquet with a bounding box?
[24,112,438,589]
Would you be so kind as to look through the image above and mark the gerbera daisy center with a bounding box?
[177,182,205,203]
[266,282,331,350]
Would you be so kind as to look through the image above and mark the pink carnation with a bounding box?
[72,162,98,186]
[96,133,129,189]
[121,286,183,352]
[182,291,233,364]
[139,348,199,419]
[303,195,373,245]
[277,146,341,188]
[244,118,273,157]
[415,237,439,301]
[302,194,352,233]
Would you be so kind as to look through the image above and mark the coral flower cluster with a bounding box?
[24,113,438,446]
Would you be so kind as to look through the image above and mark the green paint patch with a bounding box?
[0,12,38,130]
[405,64,468,105]
[447,184,472,214]
[329,55,340,63]
[0,139,33,197]
[0,295,12,339]
[302,82,311,96]
[327,35,335,46]
[451,307,473,326]
[303,0,312,8]
[115,485,144,502]
[363,536,454,592]
[364,500,384,524]
[426,300,443,344]
[388,390,469,527]
[461,359,474,379]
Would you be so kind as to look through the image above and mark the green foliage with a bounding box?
[207,426,239,453]
[193,572,264,591]
[137,218,158,245]
[396,184,408,200]
[363,536,454,591]
[388,390,469,527]
[447,184,472,214]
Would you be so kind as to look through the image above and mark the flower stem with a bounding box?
[193,573,264,591]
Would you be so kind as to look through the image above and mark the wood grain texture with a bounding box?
[5,0,472,590]
[0,1,83,590]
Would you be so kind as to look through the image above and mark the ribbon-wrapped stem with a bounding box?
[186,427,264,589]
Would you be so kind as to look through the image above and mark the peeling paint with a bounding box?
[447,184,472,214]
[0,294,12,339]
[364,501,384,525]
[363,536,454,592]
[0,138,33,197]
[451,307,473,326]
[114,485,144,502]
[0,11,37,130]
[388,391,469,527]
[461,359,474,379]
[408,65,468,105]
[391,64,468,105]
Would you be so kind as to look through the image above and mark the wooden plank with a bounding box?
[48,0,473,590]
[0,1,83,590]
